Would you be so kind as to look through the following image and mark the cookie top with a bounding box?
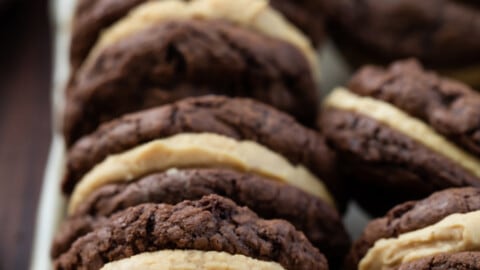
[71,0,324,70]
[64,18,318,144]
[52,168,349,264]
[53,194,328,270]
[349,59,480,157]
[327,0,480,66]
[64,96,340,203]
[345,187,480,270]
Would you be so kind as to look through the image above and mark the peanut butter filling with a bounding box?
[359,210,480,270]
[101,250,286,270]
[324,88,480,180]
[83,0,319,78]
[68,133,334,214]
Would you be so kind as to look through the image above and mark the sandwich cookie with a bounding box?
[325,0,480,86]
[70,0,327,70]
[52,169,349,266]
[64,0,320,145]
[53,195,329,270]
[60,96,349,264]
[320,59,480,215]
[345,187,480,270]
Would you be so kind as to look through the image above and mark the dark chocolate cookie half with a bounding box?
[52,168,349,266]
[53,194,328,270]
[64,19,318,145]
[326,0,480,66]
[349,59,480,157]
[397,252,480,270]
[64,96,341,208]
[345,187,480,270]
[70,0,325,70]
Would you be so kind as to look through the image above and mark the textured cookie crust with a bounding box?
[64,19,317,145]
[397,252,480,270]
[53,168,349,265]
[64,96,340,205]
[349,59,480,157]
[53,195,328,270]
[344,187,480,270]
[70,0,325,70]
[327,0,480,66]
[321,108,480,215]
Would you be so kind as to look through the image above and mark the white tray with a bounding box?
[29,1,371,269]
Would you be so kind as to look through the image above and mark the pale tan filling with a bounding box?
[359,210,480,270]
[68,133,334,214]
[83,0,319,78]
[324,88,480,179]
[101,250,286,270]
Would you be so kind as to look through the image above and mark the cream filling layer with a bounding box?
[101,250,286,270]
[324,87,480,179]
[83,0,319,80]
[68,133,334,214]
[359,210,480,270]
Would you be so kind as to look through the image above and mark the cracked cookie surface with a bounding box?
[53,195,328,270]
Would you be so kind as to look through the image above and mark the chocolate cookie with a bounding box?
[64,18,318,145]
[326,0,480,83]
[396,252,480,270]
[345,187,480,270]
[52,168,349,266]
[64,96,343,208]
[53,195,329,270]
[320,60,480,215]
[70,0,325,70]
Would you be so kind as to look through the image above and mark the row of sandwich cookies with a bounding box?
[321,60,480,269]
[56,0,351,269]
[58,0,480,267]
[55,60,480,269]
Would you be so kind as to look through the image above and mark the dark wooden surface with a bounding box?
[0,0,51,269]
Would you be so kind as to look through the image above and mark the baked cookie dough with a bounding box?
[53,195,328,270]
